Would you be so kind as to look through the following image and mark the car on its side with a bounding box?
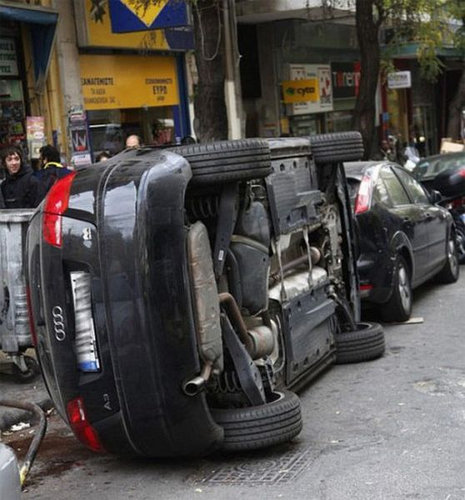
[344,161,459,322]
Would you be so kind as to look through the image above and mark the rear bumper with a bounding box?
[27,153,223,457]
[357,251,394,304]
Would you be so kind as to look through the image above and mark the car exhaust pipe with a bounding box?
[183,361,213,396]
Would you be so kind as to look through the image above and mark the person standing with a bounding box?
[37,145,73,193]
[0,145,45,208]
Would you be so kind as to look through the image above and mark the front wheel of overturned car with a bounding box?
[308,131,364,164]
[335,322,385,364]
[380,255,412,323]
[435,232,460,284]
[210,390,302,452]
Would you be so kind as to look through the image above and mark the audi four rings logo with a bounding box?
[52,305,66,341]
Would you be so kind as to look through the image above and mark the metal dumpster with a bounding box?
[0,209,39,382]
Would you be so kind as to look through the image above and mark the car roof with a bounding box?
[344,160,395,180]
[417,151,465,163]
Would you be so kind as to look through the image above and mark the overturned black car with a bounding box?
[26,133,385,457]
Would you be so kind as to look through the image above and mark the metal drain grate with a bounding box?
[193,446,317,485]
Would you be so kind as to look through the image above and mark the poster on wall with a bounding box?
[68,106,92,167]
[26,116,45,159]
[285,64,333,116]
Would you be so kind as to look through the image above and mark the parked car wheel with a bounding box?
[381,255,412,323]
[210,390,302,452]
[436,233,460,284]
[309,132,364,164]
[335,322,385,364]
[170,139,271,185]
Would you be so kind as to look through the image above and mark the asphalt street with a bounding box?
[2,271,465,499]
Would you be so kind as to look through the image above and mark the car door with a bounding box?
[393,166,448,273]
[379,166,430,280]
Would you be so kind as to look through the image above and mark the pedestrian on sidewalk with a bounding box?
[36,145,73,193]
[0,145,44,208]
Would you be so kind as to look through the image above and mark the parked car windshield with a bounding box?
[413,152,465,181]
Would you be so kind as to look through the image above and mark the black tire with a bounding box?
[169,139,271,185]
[455,223,465,264]
[380,255,412,323]
[436,231,460,283]
[12,355,40,383]
[210,390,302,452]
[308,131,364,164]
[335,322,385,364]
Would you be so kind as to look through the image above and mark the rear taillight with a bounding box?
[67,397,105,452]
[43,172,76,248]
[458,168,465,178]
[359,284,373,291]
[354,174,373,214]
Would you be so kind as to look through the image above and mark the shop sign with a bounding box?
[79,54,179,110]
[0,38,18,76]
[108,0,191,32]
[286,64,333,115]
[68,106,92,167]
[331,62,360,99]
[387,71,411,89]
[282,79,318,104]
[76,0,193,51]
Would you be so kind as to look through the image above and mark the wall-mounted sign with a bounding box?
[109,0,191,32]
[0,38,18,76]
[331,62,360,99]
[387,71,411,89]
[286,64,333,115]
[79,54,179,110]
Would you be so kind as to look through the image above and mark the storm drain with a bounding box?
[192,446,317,485]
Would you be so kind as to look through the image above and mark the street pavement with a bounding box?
[1,271,465,499]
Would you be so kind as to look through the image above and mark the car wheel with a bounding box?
[436,232,460,284]
[308,131,364,164]
[381,255,412,323]
[209,390,302,452]
[455,223,465,264]
[170,139,271,185]
[335,322,385,364]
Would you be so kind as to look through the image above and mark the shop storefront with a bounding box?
[74,0,192,160]
[0,2,58,157]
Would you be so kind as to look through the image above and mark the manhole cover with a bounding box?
[192,446,317,485]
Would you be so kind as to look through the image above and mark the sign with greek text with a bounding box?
[285,64,333,115]
[387,71,411,89]
[79,54,179,110]
[0,38,18,76]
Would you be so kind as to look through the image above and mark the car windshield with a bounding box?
[414,154,465,180]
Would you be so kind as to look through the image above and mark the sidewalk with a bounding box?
[0,351,52,432]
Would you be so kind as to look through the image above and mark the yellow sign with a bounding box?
[121,0,169,27]
[79,54,179,110]
[281,79,319,104]
[84,0,169,50]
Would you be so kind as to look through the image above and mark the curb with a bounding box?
[0,398,54,432]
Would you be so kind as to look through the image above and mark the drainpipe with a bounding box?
[222,0,242,139]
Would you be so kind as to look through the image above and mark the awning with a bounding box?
[0,2,58,83]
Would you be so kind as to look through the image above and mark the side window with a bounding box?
[379,167,410,206]
[393,167,429,204]
[373,177,393,208]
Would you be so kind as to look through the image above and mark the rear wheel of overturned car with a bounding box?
[170,139,271,185]
[210,390,302,452]
[335,322,385,364]
[435,232,460,284]
[308,131,364,164]
[380,255,412,323]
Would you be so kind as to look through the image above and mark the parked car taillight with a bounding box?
[354,174,373,214]
[67,397,105,452]
[43,172,76,248]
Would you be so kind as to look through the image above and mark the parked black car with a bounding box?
[26,133,385,458]
[412,151,465,191]
[344,161,459,323]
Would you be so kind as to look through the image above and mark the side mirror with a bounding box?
[429,189,442,204]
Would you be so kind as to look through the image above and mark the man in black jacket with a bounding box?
[37,144,73,193]
[0,146,45,208]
